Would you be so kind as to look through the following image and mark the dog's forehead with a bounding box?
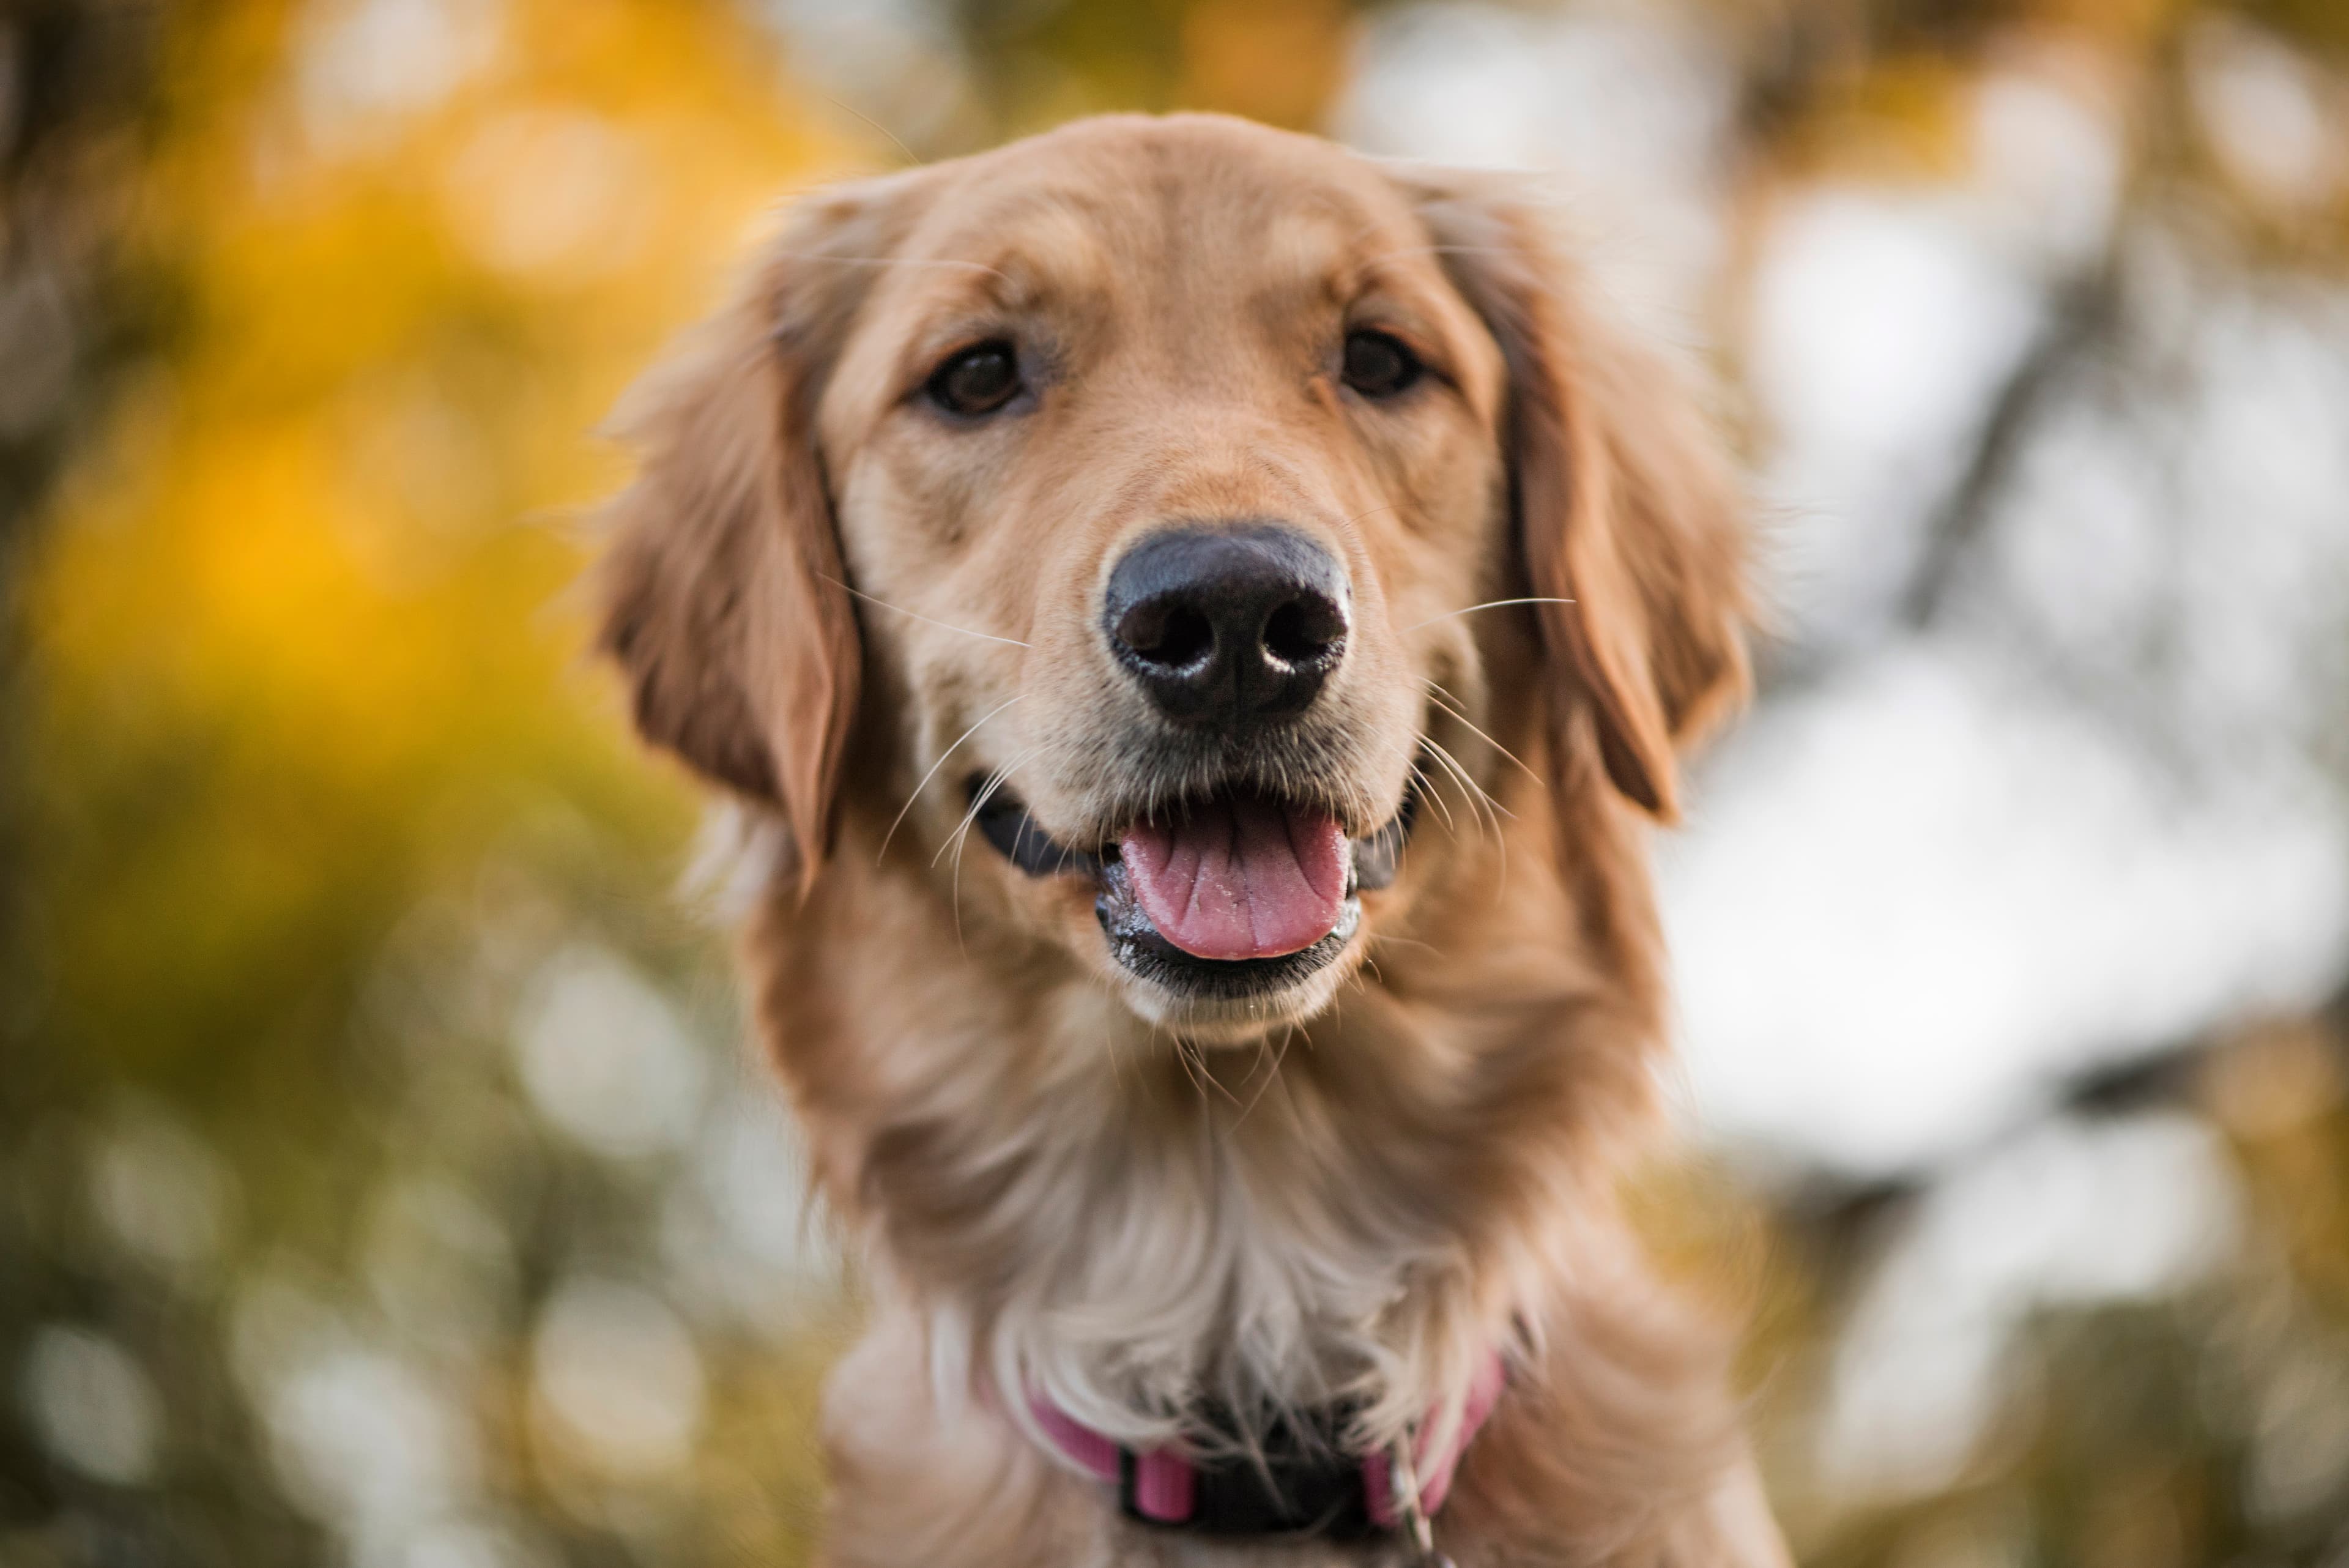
[899,117,1437,308]
[813,116,1509,453]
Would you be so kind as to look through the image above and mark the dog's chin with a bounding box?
[967,775,1411,1043]
[1110,940,1364,1042]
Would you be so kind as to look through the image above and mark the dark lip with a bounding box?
[967,778,1415,998]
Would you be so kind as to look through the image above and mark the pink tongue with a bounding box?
[1119,797,1349,961]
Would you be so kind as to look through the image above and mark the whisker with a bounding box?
[1423,745,1485,841]
[951,790,998,954]
[1409,762,1461,837]
[1237,1030,1275,1102]
[1173,1032,1236,1107]
[1399,597,1572,634]
[1368,932,1441,954]
[1232,1025,1296,1128]
[939,751,1029,871]
[1457,746,1511,836]
[826,578,1030,647]
[1100,1022,1127,1094]
[1424,734,1513,898]
[1428,738,1484,827]
[1170,1039,1208,1102]
[879,695,1023,864]
[1424,682,1542,786]
[820,94,922,168]
[1200,1041,1241,1105]
[1425,735,1507,843]
[941,748,1035,950]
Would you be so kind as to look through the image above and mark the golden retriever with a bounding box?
[596,113,1787,1567]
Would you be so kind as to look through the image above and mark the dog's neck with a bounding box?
[749,773,1665,1454]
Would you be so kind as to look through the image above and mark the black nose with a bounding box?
[1102,524,1350,727]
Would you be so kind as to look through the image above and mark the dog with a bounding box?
[596,113,1787,1567]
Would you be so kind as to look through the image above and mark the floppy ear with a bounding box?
[1400,171,1750,822]
[596,177,919,893]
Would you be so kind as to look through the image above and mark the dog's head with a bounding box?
[598,115,1746,1041]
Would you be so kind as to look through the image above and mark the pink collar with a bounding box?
[1029,1351,1507,1537]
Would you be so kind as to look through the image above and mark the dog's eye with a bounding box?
[927,341,1023,417]
[1341,329,1422,399]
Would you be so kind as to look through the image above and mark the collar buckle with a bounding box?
[1388,1435,1456,1568]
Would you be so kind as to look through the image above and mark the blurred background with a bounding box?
[2,0,2346,1564]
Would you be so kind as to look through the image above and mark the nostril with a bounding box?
[1116,601,1216,669]
[1263,596,1346,666]
[1156,608,1215,666]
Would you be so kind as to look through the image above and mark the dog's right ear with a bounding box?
[1392,166,1750,825]
[595,175,922,895]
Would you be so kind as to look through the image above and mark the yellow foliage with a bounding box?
[24,0,850,1074]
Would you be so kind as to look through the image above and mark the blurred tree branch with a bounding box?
[0,0,171,550]
[1778,970,2349,1304]
[1896,264,2121,630]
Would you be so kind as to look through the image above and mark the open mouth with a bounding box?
[970,778,1412,1000]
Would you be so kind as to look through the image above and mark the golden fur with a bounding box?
[596,113,1787,1566]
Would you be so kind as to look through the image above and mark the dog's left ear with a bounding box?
[595,174,924,894]
[1397,169,1751,822]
